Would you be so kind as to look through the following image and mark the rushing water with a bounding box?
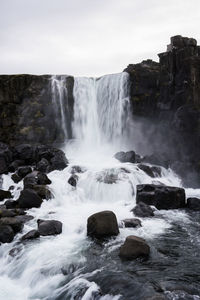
[0,73,200,300]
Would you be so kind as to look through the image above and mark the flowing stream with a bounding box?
[0,73,200,300]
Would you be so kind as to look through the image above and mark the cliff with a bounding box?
[0,74,74,145]
[125,35,200,187]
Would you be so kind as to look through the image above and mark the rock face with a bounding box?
[125,35,200,188]
[136,184,186,210]
[0,75,74,145]
[119,235,150,260]
[87,211,119,239]
[37,219,62,236]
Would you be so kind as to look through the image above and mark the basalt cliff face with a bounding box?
[0,75,74,145]
[125,35,200,187]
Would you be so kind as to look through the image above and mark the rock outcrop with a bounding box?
[125,35,200,187]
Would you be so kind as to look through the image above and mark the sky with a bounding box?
[0,0,200,77]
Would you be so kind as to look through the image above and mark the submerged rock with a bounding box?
[136,184,186,209]
[37,219,62,236]
[132,202,154,218]
[87,210,119,239]
[68,175,78,187]
[119,235,150,260]
[0,189,12,201]
[138,164,161,178]
[114,151,136,163]
[18,189,43,209]
[122,218,142,228]
[21,230,40,240]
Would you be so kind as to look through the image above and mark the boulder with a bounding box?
[31,185,52,200]
[18,189,43,209]
[68,175,78,187]
[5,200,18,209]
[49,149,68,171]
[136,184,186,209]
[186,197,200,210]
[0,208,16,218]
[122,218,142,228]
[14,144,35,164]
[87,210,119,239]
[0,225,15,243]
[114,151,136,163]
[23,171,51,188]
[21,230,40,240]
[37,219,62,236]
[8,160,25,172]
[11,173,22,183]
[119,235,150,260]
[0,217,24,233]
[36,158,50,173]
[17,166,32,178]
[132,202,154,218]
[138,164,161,178]
[0,189,12,201]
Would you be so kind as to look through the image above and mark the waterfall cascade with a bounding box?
[0,72,200,300]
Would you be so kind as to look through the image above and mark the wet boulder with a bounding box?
[36,158,50,173]
[0,189,12,201]
[11,173,22,183]
[122,218,142,228]
[17,166,32,179]
[136,184,186,210]
[49,149,68,171]
[68,175,78,187]
[119,235,150,260]
[87,210,119,239]
[186,197,200,211]
[0,208,16,218]
[5,200,18,209]
[138,164,161,178]
[24,171,51,189]
[18,189,43,209]
[21,230,40,241]
[114,151,136,163]
[31,185,53,200]
[14,144,36,164]
[8,160,25,172]
[0,217,24,233]
[37,219,62,236]
[0,225,15,243]
[132,202,154,218]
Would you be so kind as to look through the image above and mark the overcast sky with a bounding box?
[0,0,199,77]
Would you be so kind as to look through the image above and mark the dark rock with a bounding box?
[0,217,24,233]
[87,210,119,239]
[0,189,12,201]
[18,189,43,209]
[14,144,35,164]
[0,143,13,174]
[114,151,136,163]
[36,158,50,173]
[23,171,51,188]
[15,214,34,223]
[0,225,14,243]
[31,185,53,200]
[119,235,150,260]
[186,197,200,210]
[68,175,78,187]
[122,218,142,228]
[136,184,186,209]
[70,165,86,174]
[132,202,154,218]
[0,208,16,218]
[37,219,62,236]
[8,160,25,172]
[138,164,161,178]
[9,185,15,191]
[21,230,40,240]
[11,173,22,183]
[17,166,32,178]
[49,149,68,171]
[5,200,18,209]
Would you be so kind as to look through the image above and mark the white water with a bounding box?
[0,72,197,300]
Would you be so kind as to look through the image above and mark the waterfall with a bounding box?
[72,72,130,148]
[51,75,70,140]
